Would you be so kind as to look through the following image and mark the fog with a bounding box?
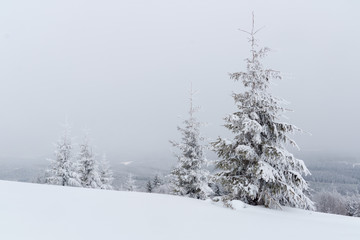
[0,0,359,163]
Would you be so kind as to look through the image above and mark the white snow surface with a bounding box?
[0,180,359,240]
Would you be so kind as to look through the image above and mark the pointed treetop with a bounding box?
[238,12,265,50]
[189,82,200,118]
[60,117,72,143]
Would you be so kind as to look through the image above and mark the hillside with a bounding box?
[0,181,359,240]
[2,153,360,194]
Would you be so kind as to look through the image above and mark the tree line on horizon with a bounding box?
[38,124,113,190]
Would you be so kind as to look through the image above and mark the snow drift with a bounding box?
[0,181,358,240]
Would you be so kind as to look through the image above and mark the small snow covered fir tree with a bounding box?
[345,195,360,217]
[169,86,212,200]
[146,180,153,193]
[125,173,136,191]
[153,174,162,190]
[212,14,314,209]
[152,174,170,193]
[45,122,81,187]
[77,134,102,189]
[98,154,114,190]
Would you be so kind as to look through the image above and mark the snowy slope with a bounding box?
[0,181,359,240]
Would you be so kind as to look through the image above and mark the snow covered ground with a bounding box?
[0,181,359,240]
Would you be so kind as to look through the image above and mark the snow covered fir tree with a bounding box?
[152,174,162,190]
[124,173,136,191]
[146,180,153,193]
[98,154,114,190]
[45,122,81,187]
[212,14,314,210]
[77,134,102,189]
[169,87,212,200]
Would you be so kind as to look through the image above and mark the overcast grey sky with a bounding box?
[0,0,359,162]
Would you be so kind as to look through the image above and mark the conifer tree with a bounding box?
[146,180,153,193]
[212,14,314,209]
[45,122,81,187]
[77,134,102,189]
[152,174,170,194]
[345,196,360,217]
[125,173,136,192]
[169,86,212,200]
[98,154,114,190]
[153,174,162,190]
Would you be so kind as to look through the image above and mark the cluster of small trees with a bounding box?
[43,123,113,190]
[314,191,360,217]
[119,173,165,193]
[168,14,314,210]
[146,174,163,193]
